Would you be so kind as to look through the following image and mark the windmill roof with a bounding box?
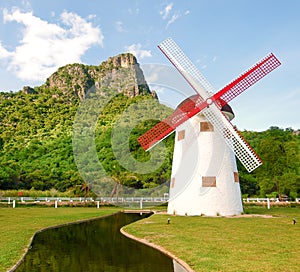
[176,94,234,116]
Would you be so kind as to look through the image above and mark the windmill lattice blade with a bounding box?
[202,104,262,172]
[158,38,215,99]
[138,95,207,151]
[212,53,281,106]
[138,120,173,151]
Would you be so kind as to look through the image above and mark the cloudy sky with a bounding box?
[0,0,299,130]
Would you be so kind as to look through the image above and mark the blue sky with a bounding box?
[0,0,299,131]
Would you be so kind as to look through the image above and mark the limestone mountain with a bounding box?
[43,53,156,100]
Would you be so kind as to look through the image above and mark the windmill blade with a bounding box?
[158,38,214,99]
[201,104,262,172]
[212,53,281,106]
[137,120,174,152]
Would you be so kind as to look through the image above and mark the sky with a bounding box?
[0,0,299,131]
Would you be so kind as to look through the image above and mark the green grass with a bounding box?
[1,206,299,272]
[0,207,120,272]
[124,206,300,272]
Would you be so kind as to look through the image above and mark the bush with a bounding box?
[289,191,298,201]
[0,188,79,198]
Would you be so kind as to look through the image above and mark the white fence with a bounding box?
[0,196,169,209]
[243,197,299,203]
[1,196,299,202]
[0,196,169,203]
[1,196,299,209]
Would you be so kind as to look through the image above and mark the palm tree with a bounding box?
[110,176,121,203]
[81,182,90,200]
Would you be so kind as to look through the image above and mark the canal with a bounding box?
[14,212,186,271]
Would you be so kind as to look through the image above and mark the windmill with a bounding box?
[138,38,281,216]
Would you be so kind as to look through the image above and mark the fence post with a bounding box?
[267,198,270,209]
[97,201,100,209]
[13,200,16,208]
[140,198,143,209]
[55,200,58,208]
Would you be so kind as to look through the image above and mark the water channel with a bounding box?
[14,212,187,272]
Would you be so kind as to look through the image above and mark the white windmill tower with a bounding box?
[138,38,281,216]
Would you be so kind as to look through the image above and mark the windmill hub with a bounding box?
[206,98,213,105]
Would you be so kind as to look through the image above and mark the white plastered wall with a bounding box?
[167,113,243,216]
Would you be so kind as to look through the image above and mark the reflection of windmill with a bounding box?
[138,38,281,216]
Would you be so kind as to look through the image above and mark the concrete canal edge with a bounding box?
[120,226,195,272]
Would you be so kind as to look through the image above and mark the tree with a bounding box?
[256,127,299,198]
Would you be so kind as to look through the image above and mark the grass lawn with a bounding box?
[124,206,300,272]
[0,206,120,272]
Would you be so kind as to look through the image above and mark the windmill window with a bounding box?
[200,122,214,132]
[177,130,185,141]
[171,177,175,188]
[202,176,216,187]
[234,172,239,183]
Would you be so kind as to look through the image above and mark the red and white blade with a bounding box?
[212,53,281,106]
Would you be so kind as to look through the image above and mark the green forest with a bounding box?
[0,56,299,199]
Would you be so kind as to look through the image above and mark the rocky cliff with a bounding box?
[43,53,156,100]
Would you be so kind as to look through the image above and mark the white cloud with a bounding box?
[115,20,125,32]
[88,14,96,20]
[128,8,140,15]
[160,3,190,29]
[124,43,152,59]
[166,13,180,29]
[160,3,173,20]
[0,42,13,58]
[1,8,104,82]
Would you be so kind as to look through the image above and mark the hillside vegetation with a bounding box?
[0,53,174,196]
[0,53,299,198]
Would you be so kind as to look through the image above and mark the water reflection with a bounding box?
[15,212,181,272]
